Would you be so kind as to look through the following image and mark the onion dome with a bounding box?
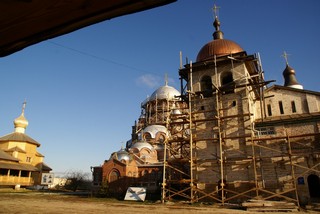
[149,82,180,101]
[130,140,154,151]
[196,15,243,62]
[282,51,303,89]
[14,101,28,133]
[283,64,303,89]
[111,147,130,162]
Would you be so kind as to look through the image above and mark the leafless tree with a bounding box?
[65,170,91,192]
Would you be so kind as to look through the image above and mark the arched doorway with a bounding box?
[307,174,320,198]
[109,169,120,183]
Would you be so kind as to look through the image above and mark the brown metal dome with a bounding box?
[196,14,244,62]
[196,39,243,62]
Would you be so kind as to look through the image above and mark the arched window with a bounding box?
[200,75,213,97]
[109,170,120,182]
[143,132,152,141]
[221,72,234,94]
[156,132,166,143]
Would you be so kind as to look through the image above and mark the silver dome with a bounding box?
[143,125,168,139]
[130,140,154,151]
[149,84,180,101]
[112,148,130,161]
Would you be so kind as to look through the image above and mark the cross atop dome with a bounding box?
[281,51,291,65]
[212,4,223,39]
[14,100,29,133]
[212,4,220,18]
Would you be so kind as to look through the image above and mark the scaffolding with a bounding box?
[161,53,320,206]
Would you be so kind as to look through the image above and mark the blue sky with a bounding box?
[1,0,319,176]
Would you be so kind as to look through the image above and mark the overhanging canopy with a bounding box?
[0,0,176,57]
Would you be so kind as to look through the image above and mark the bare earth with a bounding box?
[0,191,316,214]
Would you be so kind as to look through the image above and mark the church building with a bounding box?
[0,102,52,188]
[93,5,320,206]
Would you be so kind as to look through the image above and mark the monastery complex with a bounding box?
[92,5,320,207]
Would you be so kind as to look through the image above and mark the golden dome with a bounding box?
[14,101,29,133]
[14,114,28,129]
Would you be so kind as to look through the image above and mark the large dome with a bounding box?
[196,15,244,62]
[196,39,243,62]
[149,84,180,101]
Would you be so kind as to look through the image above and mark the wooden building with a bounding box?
[0,102,51,188]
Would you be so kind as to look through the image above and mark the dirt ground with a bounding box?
[0,190,317,214]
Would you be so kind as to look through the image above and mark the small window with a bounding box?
[201,75,213,98]
[221,72,234,94]
[291,101,296,113]
[26,157,31,162]
[267,104,272,116]
[279,101,284,114]
[221,72,233,85]
[143,133,152,141]
[255,127,276,136]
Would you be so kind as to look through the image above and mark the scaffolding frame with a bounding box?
[162,53,320,206]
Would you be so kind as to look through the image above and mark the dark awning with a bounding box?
[0,0,176,57]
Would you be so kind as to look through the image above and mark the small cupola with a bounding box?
[14,100,29,133]
[282,51,303,89]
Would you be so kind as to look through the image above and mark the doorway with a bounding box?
[308,174,320,198]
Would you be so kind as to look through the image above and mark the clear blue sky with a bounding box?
[1,0,319,176]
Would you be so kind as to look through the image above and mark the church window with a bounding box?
[109,170,120,182]
[279,101,284,114]
[143,132,152,141]
[221,71,234,94]
[157,133,166,143]
[291,101,296,113]
[267,104,272,116]
[26,157,31,162]
[200,75,213,98]
[255,127,275,136]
